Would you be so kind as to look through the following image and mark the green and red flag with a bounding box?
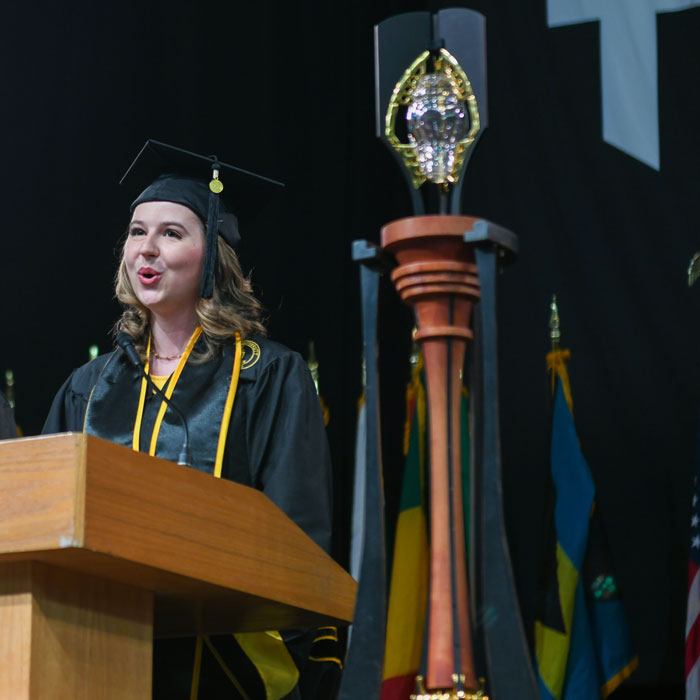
[381,352,471,699]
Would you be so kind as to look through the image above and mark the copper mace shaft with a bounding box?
[382,215,480,692]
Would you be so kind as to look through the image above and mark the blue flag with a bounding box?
[536,365,637,699]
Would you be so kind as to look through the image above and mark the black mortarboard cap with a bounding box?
[120,139,284,299]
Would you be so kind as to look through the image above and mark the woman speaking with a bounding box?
[43,140,335,699]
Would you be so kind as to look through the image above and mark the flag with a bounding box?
[535,350,637,700]
[685,426,700,700]
[381,355,429,699]
[381,352,471,699]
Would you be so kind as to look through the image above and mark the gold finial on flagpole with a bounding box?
[307,340,320,395]
[547,295,574,411]
[308,340,330,425]
[549,295,561,352]
[4,369,15,410]
[410,326,420,367]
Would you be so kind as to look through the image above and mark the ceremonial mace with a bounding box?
[373,10,538,700]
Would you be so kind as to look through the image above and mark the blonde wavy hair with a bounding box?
[114,234,267,363]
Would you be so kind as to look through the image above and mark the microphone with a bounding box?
[115,332,193,467]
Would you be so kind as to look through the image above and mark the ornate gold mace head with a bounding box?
[385,48,481,190]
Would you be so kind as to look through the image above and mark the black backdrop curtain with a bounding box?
[1,1,698,695]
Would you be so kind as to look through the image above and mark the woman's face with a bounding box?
[124,201,206,318]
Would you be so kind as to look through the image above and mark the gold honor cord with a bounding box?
[189,636,204,700]
[131,333,151,452]
[235,631,300,697]
[214,333,242,478]
[148,327,203,456]
[181,332,261,698]
[131,327,203,454]
[208,332,300,697]
[202,636,253,700]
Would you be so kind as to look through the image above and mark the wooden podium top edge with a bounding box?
[0,434,356,627]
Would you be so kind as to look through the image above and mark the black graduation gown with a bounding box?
[43,336,338,699]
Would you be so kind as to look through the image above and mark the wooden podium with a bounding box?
[0,433,356,699]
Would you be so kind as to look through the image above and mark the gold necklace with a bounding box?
[152,349,184,361]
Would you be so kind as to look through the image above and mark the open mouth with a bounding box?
[138,268,162,284]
